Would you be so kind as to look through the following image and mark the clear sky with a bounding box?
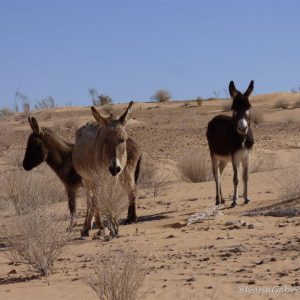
[1,0,300,108]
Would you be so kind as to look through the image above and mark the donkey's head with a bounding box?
[91,101,134,176]
[23,117,48,171]
[229,80,254,136]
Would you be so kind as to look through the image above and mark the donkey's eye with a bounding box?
[119,139,125,144]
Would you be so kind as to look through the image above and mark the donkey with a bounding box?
[206,80,255,207]
[23,117,82,227]
[23,117,141,235]
[73,101,142,236]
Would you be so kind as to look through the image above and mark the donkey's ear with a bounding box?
[229,81,238,98]
[119,101,134,126]
[91,106,109,126]
[244,80,254,98]
[28,117,40,134]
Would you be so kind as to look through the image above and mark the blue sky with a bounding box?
[1,0,300,108]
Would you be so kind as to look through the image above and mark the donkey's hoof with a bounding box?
[124,217,138,225]
[231,202,237,208]
[244,198,251,204]
[81,229,89,237]
[215,200,221,206]
[221,199,226,204]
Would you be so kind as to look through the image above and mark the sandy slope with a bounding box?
[0,92,300,300]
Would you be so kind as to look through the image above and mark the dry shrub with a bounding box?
[145,169,171,197]
[1,209,70,276]
[178,153,212,183]
[250,152,277,173]
[138,157,156,187]
[139,159,171,197]
[0,170,65,215]
[102,104,113,115]
[151,89,171,103]
[274,99,288,109]
[250,108,264,125]
[92,173,128,236]
[7,149,24,169]
[0,107,14,118]
[195,97,203,107]
[63,118,78,129]
[222,101,232,112]
[293,99,300,109]
[278,168,300,202]
[85,249,147,300]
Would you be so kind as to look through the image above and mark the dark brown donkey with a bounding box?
[206,80,255,207]
[23,117,141,235]
[73,102,142,236]
[23,117,81,227]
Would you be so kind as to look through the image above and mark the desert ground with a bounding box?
[0,92,300,300]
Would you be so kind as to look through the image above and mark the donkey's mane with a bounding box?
[41,127,74,152]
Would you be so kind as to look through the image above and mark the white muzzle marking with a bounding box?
[238,118,248,134]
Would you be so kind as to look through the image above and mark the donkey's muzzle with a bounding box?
[109,166,121,176]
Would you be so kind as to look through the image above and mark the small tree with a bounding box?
[89,88,99,106]
[151,89,171,102]
[98,94,113,106]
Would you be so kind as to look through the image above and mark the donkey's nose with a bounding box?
[109,166,121,176]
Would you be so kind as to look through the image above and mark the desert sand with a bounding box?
[0,92,300,300]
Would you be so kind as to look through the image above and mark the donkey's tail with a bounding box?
[134,155,142,184]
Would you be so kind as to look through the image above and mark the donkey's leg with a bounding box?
[232,160,239,207]
[66,185,78,231]
[212,156,221,205]
[242,152,250,204]
[123,171,138,224]
[81,190,93,237]
[219,161,228,204]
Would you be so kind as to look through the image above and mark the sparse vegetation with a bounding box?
[178,153,212,183]
[102,103,114,115]
[250,108,264,125]
[98,94,113,106]
[62,118,78,129]
[250,153,277,173]
[34,96,56,110]
[2,209,70,277]
[85,249,147,300]
[1,170,65,215]
[151,89,171,103]
[293,99,300,109]
[195,97,203,107]
[274,99,288,109]
[139,160,171,197]
[92,173,128,236]
[7,149,24,169]
[222,102,232,112]
[0,107,14,118]
[279,168,300,202]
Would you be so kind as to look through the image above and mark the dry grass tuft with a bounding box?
[274,99,288,109]
[278,167,300,203]
[250,152,277,173]
[293,99,300,109]
[0,170,65,215]
[195,97,203,107]
[250,108,264,125]
[7,149,24,169]
[1,209,70,277]
[138,159,171,197]
[178,153,212,183]
[85,249,147,300]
